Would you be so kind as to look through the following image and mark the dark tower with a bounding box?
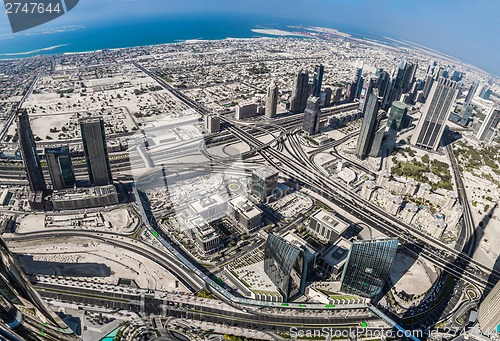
[17,109,46,193]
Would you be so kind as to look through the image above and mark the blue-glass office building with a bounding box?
[340,239,398,298]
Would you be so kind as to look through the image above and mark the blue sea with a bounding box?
[0,13,391,59]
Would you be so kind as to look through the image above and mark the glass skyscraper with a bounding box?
[355,90,380,159]
[340,239,398,298]
[290,69,309,114]
[17,108,46,193]
[80,116,113,186]
[264,233,308,302]
[302,96,321,136]
[45,146,76,190]
[312,64,324,98]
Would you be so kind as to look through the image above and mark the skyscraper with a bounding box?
[476,107,500,142]
[340,239,398,298]
[422,74,435,100]
[264,233,308,302]
[464,81,478,105]
[387,101,408,131]
[401,61,417,93]
[0,237,77,339]
[302,96,321,136]
[80,116,113,186]
[358,77,376,112]
[312,64,324,98]
[478,280,500,336]
[17,108,46,193]
[411,77,459,150]
[355,90,380,159]
[353,61,364,99]
[45,146,76,190]
[265,80,279,118]
[290,69,309,113]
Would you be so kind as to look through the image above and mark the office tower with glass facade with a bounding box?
[312,64,324,98]
[0,237,77,339]
[464,81,478,105]
[411,77,459,150]
[302,96,321,136]
[251,167,278,203]
[355,90,380,159]
[290,69,309,113]
[387,101,408,131]
[45,146,76,190]
[353,61,364,99]
[265,80,279,118]
[80,116,113,186]
[340,239,398,298]
[476,107,500,142]
[478,280,500,336]
[359,77,376,112]
[17,108,46,193]
[264,233,308,302]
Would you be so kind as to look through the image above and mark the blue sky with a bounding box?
[1,0,499,76]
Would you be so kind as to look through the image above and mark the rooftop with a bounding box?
[321,237,352,268]
[311,209,350,235]
[253,166,278,179]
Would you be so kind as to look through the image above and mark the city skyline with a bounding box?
[0,1,498,76]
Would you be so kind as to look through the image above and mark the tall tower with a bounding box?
[80,116,113,186]
[265,80,279,118]
[353,61,364,99]
[312,64,324,98]
[356,90,381,159]
[411,77,459,150]
[476,107,500,142]
[464,81,478,105]
[302,96,321,136]
[17,108,46,193]
[290,69,309,113]
[45,146,76,190]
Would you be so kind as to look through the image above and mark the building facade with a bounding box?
[387,101,408,131]
[52,185,119,210]
[476,107,500,142]
[265,80,279,118]
[290,69,309,113]
[355,90,380,159]
[80,116,113,186]
[251,167,278,203]
[478,280,500,335]
[340,239,398,298]
[312,64,324,98]
[264,233,308,302]
[302,96,321,136]
[308,209,349,243]
[17,109,46,193]
[45,146,76,190]
[411,77,459,150]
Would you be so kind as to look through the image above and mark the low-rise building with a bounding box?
[188,194,228,223]
[308,209,349,243]
[228,196,262,232]
[52,185,119,210]
[317,237,352,277]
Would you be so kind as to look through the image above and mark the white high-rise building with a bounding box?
[476,107,500,142]
[265,80,279,118]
